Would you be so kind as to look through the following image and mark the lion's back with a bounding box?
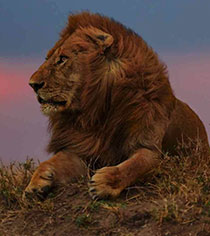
[162,99,209,156]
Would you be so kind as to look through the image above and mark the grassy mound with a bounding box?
[0,148,209,235]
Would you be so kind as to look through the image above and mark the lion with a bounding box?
[25,11,209,199]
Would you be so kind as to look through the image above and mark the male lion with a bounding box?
[25,12,209,199]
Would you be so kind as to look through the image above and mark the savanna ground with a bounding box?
[0,143,209,236]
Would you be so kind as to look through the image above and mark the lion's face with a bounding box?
[29,27,114,116]
[29,34,82,116]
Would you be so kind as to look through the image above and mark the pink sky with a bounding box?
[0,53,210,163]
[0,58,49,163]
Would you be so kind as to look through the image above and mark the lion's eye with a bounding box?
[56,55,69,65]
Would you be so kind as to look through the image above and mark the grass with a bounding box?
[152,153,210,223]
[0,143,209,235]
[0,159,35,209]
[75,214,92,228]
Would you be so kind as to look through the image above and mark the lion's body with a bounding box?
[46,99,209,167]
[25,12,209,199]
[163,99,209,155]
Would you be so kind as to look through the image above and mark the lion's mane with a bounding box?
[46,12,208,166]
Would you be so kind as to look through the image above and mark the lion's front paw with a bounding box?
[23,165,55,200]
[89,166,124,199]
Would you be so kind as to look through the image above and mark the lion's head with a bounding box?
[30,27,113,116]
[29,12,173,127]
[29,12,120,118]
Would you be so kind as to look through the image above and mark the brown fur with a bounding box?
[25,12,209,199]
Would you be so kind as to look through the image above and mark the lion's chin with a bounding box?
[37,96,68,116]
[41,103,67,116]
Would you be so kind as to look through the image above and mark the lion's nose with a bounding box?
[29,81,45,93]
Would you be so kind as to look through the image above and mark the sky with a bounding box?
[0,0,210,163]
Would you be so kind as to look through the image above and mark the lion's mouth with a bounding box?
[38,96,67,106]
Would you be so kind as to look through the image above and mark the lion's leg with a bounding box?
[89,149,158,199]
[24,151,86,197]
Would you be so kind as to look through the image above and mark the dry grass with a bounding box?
[150,153,209,224]
[0,159,35,209]
[0,144,209,235]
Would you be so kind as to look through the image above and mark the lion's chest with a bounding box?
[49,127,127,166]
[70,130,125,164]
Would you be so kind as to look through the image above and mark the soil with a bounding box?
[0,181,209,236]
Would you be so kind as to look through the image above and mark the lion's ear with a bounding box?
[83,27,114,52]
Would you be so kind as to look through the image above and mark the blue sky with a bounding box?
[1,0,210,57]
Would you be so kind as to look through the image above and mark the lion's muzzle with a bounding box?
[29,81,45,93]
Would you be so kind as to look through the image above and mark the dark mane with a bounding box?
[47,12,176,164]
[62,11,136,39]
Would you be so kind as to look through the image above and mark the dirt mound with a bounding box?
[0,151,209,235]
